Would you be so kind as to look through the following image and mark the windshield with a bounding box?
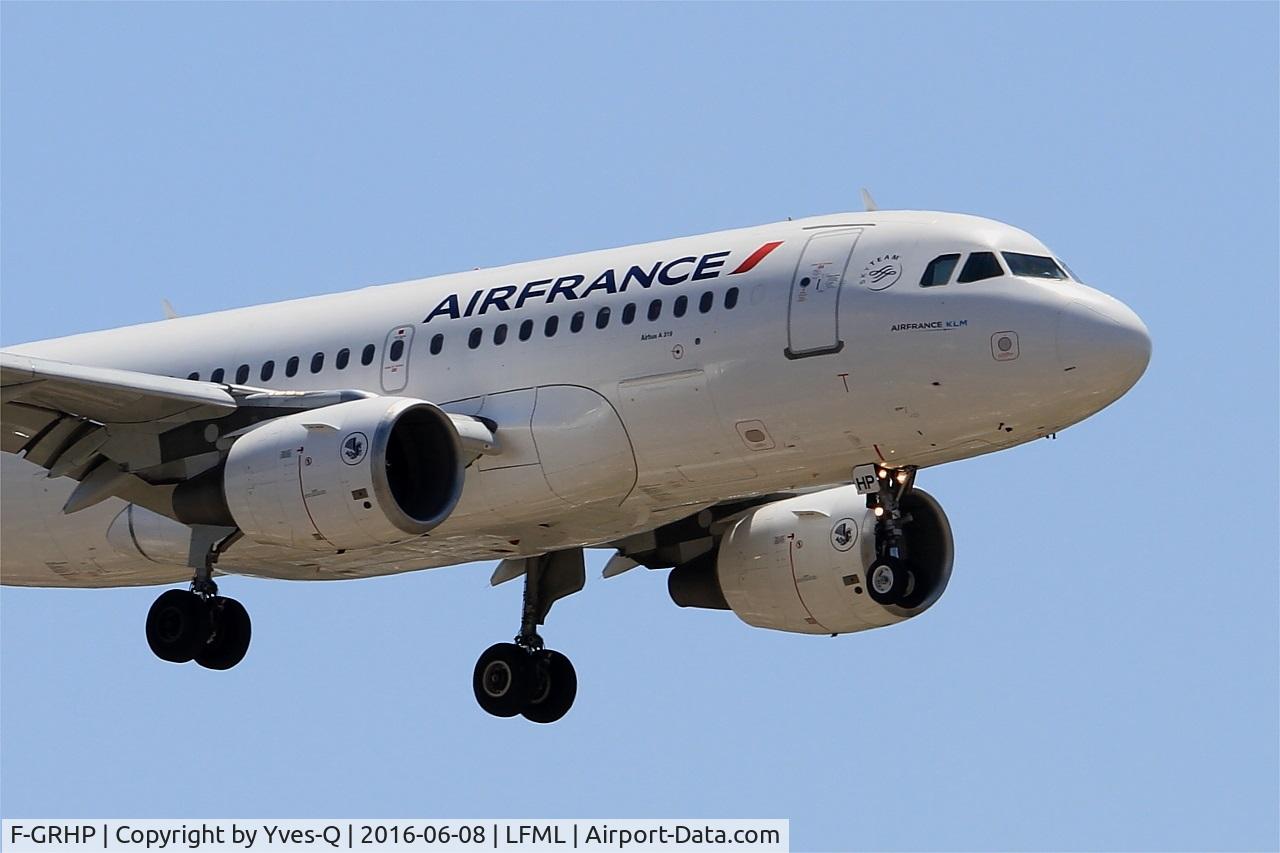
[1059,260,1082,282]
[920,254,960,287]
[1002,252,1067,280]
[958,251,1003,283]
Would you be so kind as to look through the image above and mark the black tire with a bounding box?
[473,643,534,718]
[522,650,577,725]
[195,597,252,671]
[867,556,911,606]
[897,568,925,609]
[145,589,209,663]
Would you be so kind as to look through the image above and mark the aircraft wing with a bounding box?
[2,352,238,428]
[1,351,494,516]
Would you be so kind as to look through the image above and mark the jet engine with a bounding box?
[175,396,465,551]
[668,485,954,635]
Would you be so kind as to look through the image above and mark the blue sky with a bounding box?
[2,3,1277,850]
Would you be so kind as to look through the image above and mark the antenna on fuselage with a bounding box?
[161,299,179,319]
[860,188,879,212]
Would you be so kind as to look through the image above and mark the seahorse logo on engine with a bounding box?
[341,432,368,465]
[831,518,858,552]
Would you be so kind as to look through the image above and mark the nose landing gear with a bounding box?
[867,555,913,605]
[865,465,919,608]
[473,550,583,724]
[144,525,251,670]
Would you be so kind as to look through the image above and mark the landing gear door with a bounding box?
[785,228,862,359]
[381,326,414,393]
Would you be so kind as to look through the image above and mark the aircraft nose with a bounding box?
[1055,295,1151,396]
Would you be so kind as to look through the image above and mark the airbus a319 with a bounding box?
[0,207,1150,722]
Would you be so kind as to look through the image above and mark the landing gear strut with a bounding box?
[473,551,582,723]
[866,466,918,607]
[145,525,251,670]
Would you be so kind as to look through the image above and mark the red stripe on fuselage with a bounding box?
[730,240,783,275]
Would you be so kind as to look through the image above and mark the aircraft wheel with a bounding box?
[195,597,252,670]
[867,556,911,606]
[146,589,210,663]
[522,650,577,724]
[473,643,534,718]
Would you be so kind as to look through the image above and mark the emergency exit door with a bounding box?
[381,325,414,392]
[785,228,862,359]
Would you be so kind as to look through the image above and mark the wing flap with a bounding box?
[1,402,61,454]
[24,418,93,467]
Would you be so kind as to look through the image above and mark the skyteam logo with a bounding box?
[341,432,368,465]
[859,254,903,291]
[422,241,784,323]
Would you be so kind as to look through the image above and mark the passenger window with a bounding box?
[958,252,1004,283]
[260,361,275,382]
[210,368,225,383]
[286,356,299,377]
[430,333,444,354]
[622,303,636,325]
[187,371,200,381]
[673,295,688,318]
[235,364,250,384]
[336,348,350,370]
[1001,252,1065,280]
[725,287,740,309]
[310,352,324,373]
[468,328,482,349]
[570,311,584,333]
[389,339,405,361]
[519,319,533,341]
[648,299,662,321]
[494,323,508,345]
[699,292,714,313]
[361,344,376,366]
[596,307,610,329]
[920,254,961,287]
[545,316,559,337]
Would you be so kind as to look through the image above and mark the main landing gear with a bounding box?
[474,551,583,724]
[865,465,919,608]
[145,525,251,670]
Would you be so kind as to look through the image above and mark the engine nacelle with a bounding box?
[671,485,954,635]
[218,397,464,551]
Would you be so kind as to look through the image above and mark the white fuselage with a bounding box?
[0,210,1150,586]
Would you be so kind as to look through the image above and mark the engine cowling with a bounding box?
[670,485,954,635]
[215,396,464,551]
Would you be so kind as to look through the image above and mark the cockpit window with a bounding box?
[1059,260,1082,282]
[958,251,1003,283]
[920,254,960,287]
[1002,252,1067,280]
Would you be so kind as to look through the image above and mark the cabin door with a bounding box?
[785,228,862,359]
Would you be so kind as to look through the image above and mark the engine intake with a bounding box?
[671,485,954,635]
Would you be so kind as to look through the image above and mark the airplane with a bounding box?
[0,208,1150,723]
